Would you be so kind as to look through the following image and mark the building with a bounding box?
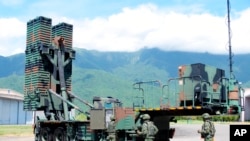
[243,88,250,121]
[0,89,33,125]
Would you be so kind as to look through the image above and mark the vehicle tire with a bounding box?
[39,127,52,141]
[53,127,66,141]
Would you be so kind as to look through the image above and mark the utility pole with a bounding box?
[227,0,233,79]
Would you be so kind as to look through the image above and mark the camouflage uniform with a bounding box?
[107,115,116,141]
[137,114,158,141]
[198,113,215,141]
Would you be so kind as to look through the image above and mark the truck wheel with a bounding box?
[39,127,51,141]
[53,127,66,141]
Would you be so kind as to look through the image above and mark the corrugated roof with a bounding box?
[0,89,23,101]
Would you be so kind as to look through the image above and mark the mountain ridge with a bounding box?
[0,47,250,98]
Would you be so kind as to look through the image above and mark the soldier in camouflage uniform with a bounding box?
[198,113,216,141]
[107,115,116,141]
[137,114,158,141]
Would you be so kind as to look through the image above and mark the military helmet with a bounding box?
[142,114,150,120]
[202,113,210,119]
[110,115,115,121]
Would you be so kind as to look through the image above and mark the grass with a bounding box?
[172,119,250,125]
[171,119,203,124]
[0,125,33,136]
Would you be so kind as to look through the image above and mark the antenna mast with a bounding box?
[227,0,233,79]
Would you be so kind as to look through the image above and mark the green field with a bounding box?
[0,125,33,136]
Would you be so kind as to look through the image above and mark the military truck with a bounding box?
[131,64,244,140]
[23,16,243,141]
[22,16,146,141]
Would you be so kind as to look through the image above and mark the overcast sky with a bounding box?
[0,0,249,56]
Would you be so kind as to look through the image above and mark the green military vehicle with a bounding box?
[23,16,243,141]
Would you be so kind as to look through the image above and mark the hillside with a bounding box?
[0,48,250,106]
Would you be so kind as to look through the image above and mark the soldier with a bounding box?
[106,115,116,141]
[137,114,159,141]
[198,113,216,141]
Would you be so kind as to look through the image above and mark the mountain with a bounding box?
[74,47,250,83]
[1,48,250,106]
[0,54,24,77]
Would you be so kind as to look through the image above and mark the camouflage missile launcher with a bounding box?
[170,63,242,114]
[22,15,243,141]
[24,16,52,110]
[23,16,75,113]
[133,63,243,115]
[52,23,73,49]
[177,63,225,106]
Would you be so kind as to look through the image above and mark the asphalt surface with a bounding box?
[170,123,230,141]
[0,123,232,141]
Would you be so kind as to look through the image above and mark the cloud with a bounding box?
[0,18,25,56]
[0,0,24,6]
[74,4,250,54]
[230,9,250,54]
[0,3,250,56]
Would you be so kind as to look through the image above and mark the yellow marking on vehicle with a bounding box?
[134,108,139,112]
[177,107,184,110]
[154,107,160,110]
[195,106,202,109]
[169,107,176,110]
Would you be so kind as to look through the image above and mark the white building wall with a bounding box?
[243,88,250,121]
[1,98,14,124]
[245,97,250,121]
[10,100,18,124]
[0,98,11,124]
[0,98,33,125]
[19,101,33,124]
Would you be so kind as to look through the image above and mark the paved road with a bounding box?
[170,123,230,141]
[0,136,34,141]
[0,123,232,141]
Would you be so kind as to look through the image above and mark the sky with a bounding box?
[0,0,249,57]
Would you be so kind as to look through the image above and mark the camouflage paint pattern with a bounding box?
[24,16,74,113]
[177,63,225,105]
[168,63,242,114]
[52,23,73,49]
[133,63,242,115]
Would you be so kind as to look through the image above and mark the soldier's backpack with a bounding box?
[208,121,216,137]
[146,121,158,136]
